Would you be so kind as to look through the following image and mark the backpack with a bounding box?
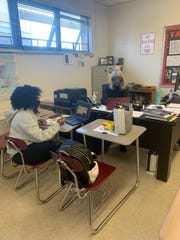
[56,139,99,188]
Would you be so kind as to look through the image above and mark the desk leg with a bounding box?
[156,149,171,182]
[136,138,140,186]
[93,137,140,232]
[70,130,73,140]
[83,134,87,147]
[101,139,104,161]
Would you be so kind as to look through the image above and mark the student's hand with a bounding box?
[38,119,47,126]
[57,116,65,126]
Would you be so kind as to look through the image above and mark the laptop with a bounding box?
[107,97,131,110]
[65,100,92,126]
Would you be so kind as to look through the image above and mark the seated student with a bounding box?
[5,85,65,165]
[101,69,129,105]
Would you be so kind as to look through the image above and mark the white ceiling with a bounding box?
[95,0,135,7]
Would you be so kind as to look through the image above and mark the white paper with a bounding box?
[91,105,112,113]
[133,111,144,118]
[167,103,180,108]
[93,125,118,136]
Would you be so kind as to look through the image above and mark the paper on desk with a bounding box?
[46,118,58,125]
[146,104,166,109]
[91,105,112,112]
[165,107,180,115]
[167,103,180,108]
[133,111,144,118]
[93,125,118,136]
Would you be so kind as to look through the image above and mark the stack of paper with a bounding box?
[143,108,177,122]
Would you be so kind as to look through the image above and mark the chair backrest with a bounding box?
[101,84,109,105]
[57,152,90,187]
[6,137,28,151]
[6,137,28,171]
[56,153,89,198]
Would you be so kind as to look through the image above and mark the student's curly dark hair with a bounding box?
[10,85,42,113]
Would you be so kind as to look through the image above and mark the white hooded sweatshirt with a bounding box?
[5,109,61,157]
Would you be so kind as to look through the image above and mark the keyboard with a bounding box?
[49,113,61,119]
[65,116,83,126]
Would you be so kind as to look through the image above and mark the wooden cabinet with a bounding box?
[129,87,156,105]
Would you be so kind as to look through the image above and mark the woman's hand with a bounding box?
[56,116,65,126]
[38,119,47,126]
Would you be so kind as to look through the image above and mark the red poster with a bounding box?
[161,25,180,87]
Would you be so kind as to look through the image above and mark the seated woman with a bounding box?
[5,84,65,165]
[101,69,129,105]
[101,70,129,152]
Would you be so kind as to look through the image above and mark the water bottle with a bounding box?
[155,90,162,105]
[92,92,97,104]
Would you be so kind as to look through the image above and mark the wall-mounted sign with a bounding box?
[161,25,180,87]
[140,32,155,55]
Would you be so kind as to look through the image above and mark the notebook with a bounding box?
[65,100,92,126]
[107,97,131,110]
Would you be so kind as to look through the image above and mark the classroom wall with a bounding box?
[108,0,180,95]
[1,0,179,119]
[0,0,108,119]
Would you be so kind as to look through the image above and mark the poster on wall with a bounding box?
[161,25,180,87]
[0,53,18,100]
[140,32,155,55]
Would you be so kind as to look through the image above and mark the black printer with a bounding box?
[54,88,87,108]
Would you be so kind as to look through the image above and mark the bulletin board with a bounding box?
[161,25,180,87]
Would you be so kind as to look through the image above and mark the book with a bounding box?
[144,108,175,119]
[145,114,177,122]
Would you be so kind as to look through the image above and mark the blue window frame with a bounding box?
[0,0,91,52]
[0,0,13,47]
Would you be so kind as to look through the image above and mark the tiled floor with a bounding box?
[0,144,179,240]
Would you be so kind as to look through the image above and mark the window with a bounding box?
[0,0,91,52]
[0,0,13,46]
[60,11,89,51]
[17,3,56,49]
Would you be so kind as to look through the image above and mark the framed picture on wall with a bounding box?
[98,58,108,65]
[107,56,114,65]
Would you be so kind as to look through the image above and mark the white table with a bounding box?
[76,119,146,227]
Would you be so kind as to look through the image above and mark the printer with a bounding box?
[54,88,87,108]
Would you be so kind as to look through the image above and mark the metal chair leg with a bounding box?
[14,166,32,190]
[59,182,78,210]
[0,150,17,178]
[34,167,64,204]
